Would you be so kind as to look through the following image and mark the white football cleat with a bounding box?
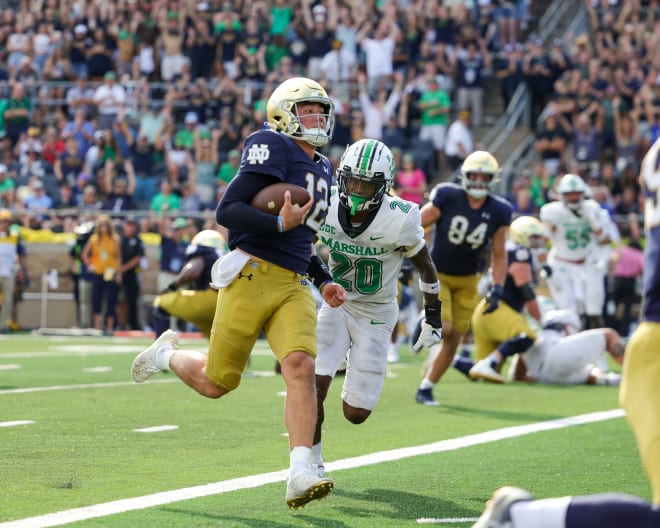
[472,486,533,527]
[469,359,504,384]
[131,329,179,383]
[285,469,333,509]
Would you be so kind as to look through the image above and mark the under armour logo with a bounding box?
[238,272,254,280]
[246,144,271,164]
[482,213,491,219]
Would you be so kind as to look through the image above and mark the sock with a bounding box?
[453,356,474,377]
[420,379,435,390]
[509,496,571,528]
[311,442,323,467]
[289,446,311,477]
[157,348,175,370]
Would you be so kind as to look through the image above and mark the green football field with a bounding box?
[0,333,648,527]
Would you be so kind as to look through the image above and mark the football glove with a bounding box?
[483,284,504,315]
[539,264,552,279]
[412,300,442,353]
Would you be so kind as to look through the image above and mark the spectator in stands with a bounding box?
[60,109,95,157]
[159,8,186,82]
[93,71,127,131]
[215,148,240,203]
[535,107,569,177]
[523,37,553,129]
[79,184,104,214]
[300,0,337,81]
[3,82,31,147]
[356,70,403,141]
[444,109,473,174]
[18,145,47,185]
[193,128,218,208]
[54,137,86,187]
[184,17,216,80]
[81,214,121,333]
[86,26,115,81]
[13,56,41,85]
[319,39,355,94]
[22,179,53,226]
[394,153,427,206]
[454,39,491,128]
[65,73,95,120]
[69,24,91,79]
[571,111,604,177]
[150,179,181,214]
[613,96,642,173]
[104,173,136,214]
[0,164,14,207]
[417,75,451,174]
[495,43,524,109]
[356,13,399,91]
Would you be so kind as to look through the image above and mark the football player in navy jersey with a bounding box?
[151,229,226,339]
[466,216,543,383]
[414,150,513,406]
[471,137,660,528]
[131,77,347,509]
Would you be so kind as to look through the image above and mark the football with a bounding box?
[250,183,311,214]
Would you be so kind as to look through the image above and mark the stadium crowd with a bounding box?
[0,0,656,335]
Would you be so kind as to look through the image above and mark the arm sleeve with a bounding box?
[215,171,281,233]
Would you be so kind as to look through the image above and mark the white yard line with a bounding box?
[0,409,625,528]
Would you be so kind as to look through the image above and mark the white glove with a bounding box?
[412,321,442,354]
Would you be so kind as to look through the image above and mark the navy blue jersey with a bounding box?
[502,241,535,313]
[428,182,512,275]
[641,224,660,323]
[224,129,333,274]
[184,244,223,291]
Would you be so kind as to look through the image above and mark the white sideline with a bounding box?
[0,409,625,528]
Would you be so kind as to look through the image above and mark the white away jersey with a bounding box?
[539,199,603,261]
[318,191,425,303]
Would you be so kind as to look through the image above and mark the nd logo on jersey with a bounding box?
[246,144,271,165]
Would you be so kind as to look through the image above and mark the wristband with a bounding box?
[418,278,440,294]
[307,254,333,289]
[276,215,284,233]
[319,280,333,293]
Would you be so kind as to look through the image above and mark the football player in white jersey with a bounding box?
[584,201,620,328]
[508,309,625,385]
[539,173,607,327]
[312,139,442,477]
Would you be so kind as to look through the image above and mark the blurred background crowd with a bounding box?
[0,0,657,333]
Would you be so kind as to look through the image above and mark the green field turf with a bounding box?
[0,334,648,527]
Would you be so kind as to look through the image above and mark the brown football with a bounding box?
[250,183,311,214]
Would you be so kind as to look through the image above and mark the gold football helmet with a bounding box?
[509,215,546,248]
[460,150,500,199]
[266,77,335,147]
[191,229,226,250]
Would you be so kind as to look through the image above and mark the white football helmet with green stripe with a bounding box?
[337,139,394,215]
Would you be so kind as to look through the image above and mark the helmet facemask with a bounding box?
[266,78,335,147]
[461,172,495,199]
[336,139,394,215]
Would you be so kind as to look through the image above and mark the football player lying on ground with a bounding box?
[152,229,226,338]
[454,308,625,386]
[471,135,660,528]
[131,77,346,509]
[312,138,442,478]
